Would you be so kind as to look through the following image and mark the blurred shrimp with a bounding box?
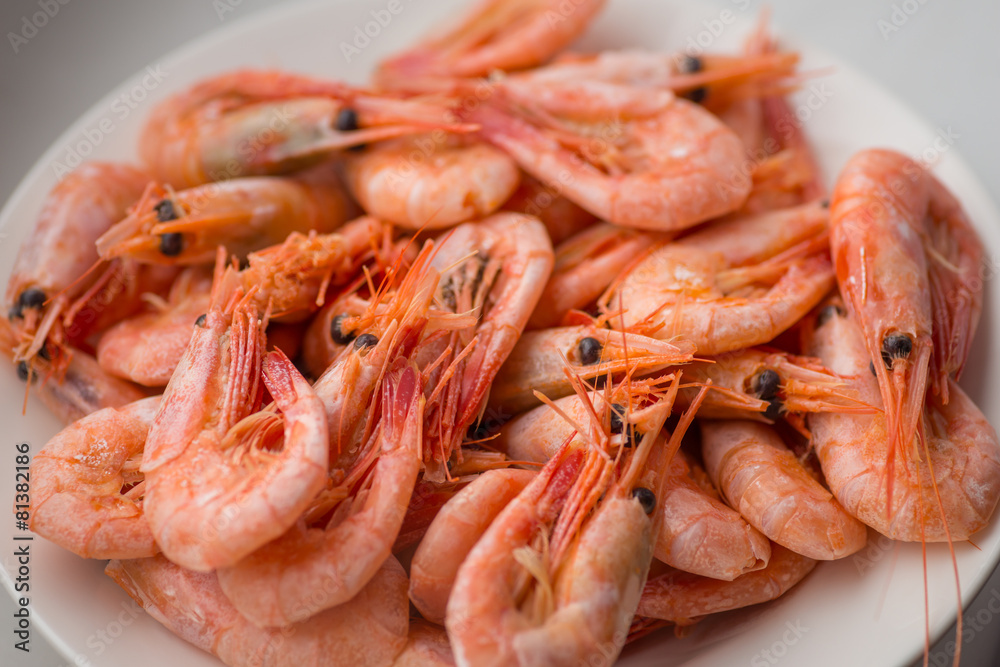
[142,277,329,571]
[636,543,816,623]
[140,69,472,188]
[106,554,409,666]
[375,0,607,86]
[487,324,695,417]
[216,363,424,627]
[4,162,162,370]
[446,375,677,666]
[701,420,867,560]
[641,446,771,581]
[805,300,1000,542]
[28,396,161,559]
[344,134,520,229]
[409,468,536,624]
[95,168,355,265]
[606,201,834,354]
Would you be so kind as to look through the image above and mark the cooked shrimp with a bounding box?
[805,300,1000,541]
[410,468,536,624]
[423,213,553,478]
[501,173,598,245]
[701,419,867,560]
[470,85,750,231]
[140,69,472,188]
[636,543,816,623]
[641,445,771,581]
[394,621,456,667]
[606,201,834,354]
[375,0,607,86]
[527,223,663,330]
[344,134,520,229]
[96,268,212,387]
[28,396,160,559]
[142,283,329,571]
[4,162,159,370]
[106,554,410,666]
[95,169,355,265]
[216,362,424,627]
[446,378,675,667]
[487,324,695,417]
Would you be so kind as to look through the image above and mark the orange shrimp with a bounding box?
[142,276,329,571]
[805,300,1000,542]
[375,0,607,87]
[95,168,356,265]
[28,396,161,559]
[106,554,410,666]
[394,620,457,667]
[140,69,472,188]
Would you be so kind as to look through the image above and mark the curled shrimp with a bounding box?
[216,362,424,627]
[142,276,329,571]
[806,300,1000,542]
[487,324,696,416]
[95,168,356,265]
[636,543,816,624]
[446,375,677,666]
[106,554,410,666]
[141,69,471,188]
[28,396,161,559]
[409,468,537,624]
[375,0,607,86]
[606,201,834,354]
[344,133,521,229]
[4,161,168,370]
[700,419,868,560]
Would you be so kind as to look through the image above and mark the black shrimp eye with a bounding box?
[16,361,34,383]
[684,87,708,104]
[880,333,913,368]
[869,361,877,377]
[751,369,781,402]
[195,314,207,328]
[816,303,846,327]
[18,288,47,311]
[330,314,357,345]
[764,398,783,421]
[335,107,360,132]
[820,199,830,209]
[679,55,703,74]
[576,337,602,366]
[154,199,178,222]
[38,342,51,361]
[353,333,378,350]
[632,487,656,515]
[609,403,627,434]
[159,233,184,257]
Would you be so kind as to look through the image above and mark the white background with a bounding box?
[1,0,999,665]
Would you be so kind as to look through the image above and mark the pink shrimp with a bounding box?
[28,396,161,559]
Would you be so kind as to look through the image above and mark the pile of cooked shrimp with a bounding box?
[6,0,999,665]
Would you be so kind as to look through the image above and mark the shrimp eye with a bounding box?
[880,333,913,368]
[815,303,845,327]
[16,361,34,383]
[154,199,178,222]
[353,333,378,350]
[751,369,781,401]
[820,199,830,209]
[159,233,184,257]
[869,361,877,377]
[764,399,783,421]
[330,314,357,345]
[18,288,47,312]
[684,87,708,104]
[609,403,627,434]
[195,314,207,328]
[632,487,656,514]
[679,55,703,74]
[576,337,602,365]
[38,342,51,361]
[335,108,360,132]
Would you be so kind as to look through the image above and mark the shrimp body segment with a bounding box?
[806,303,1000,542]
[28,396,161,559]
[143,291,329,571]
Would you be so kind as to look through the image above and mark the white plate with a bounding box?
[2,1,998,666]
